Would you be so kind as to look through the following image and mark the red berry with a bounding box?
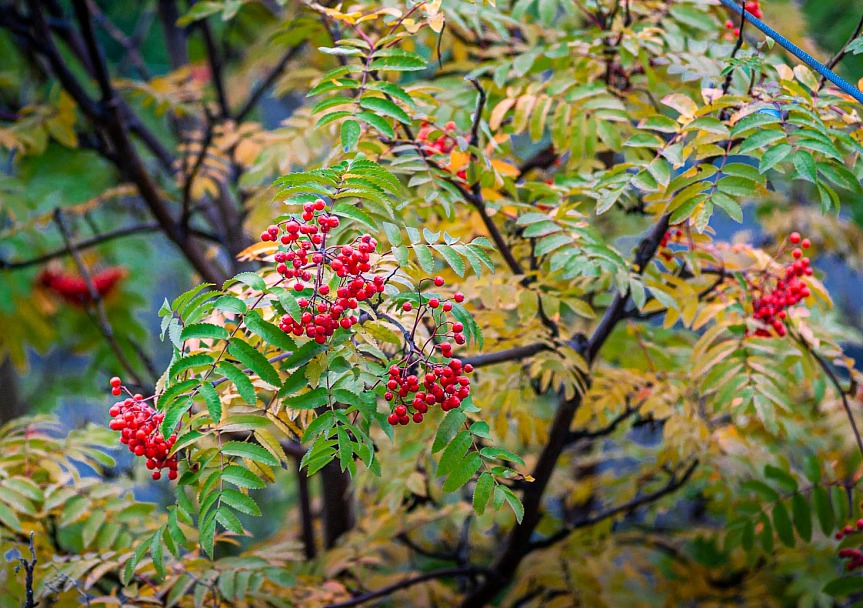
[110,376,121,388]
[429,298,440,309]
[792,248,802,259]
[801,238,810,249]
[434,276,445,287]
[453,292,465,303]
[111,387,122,396]
[402,302,412,312]
[789,232,801,244]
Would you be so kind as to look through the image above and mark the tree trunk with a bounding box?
[320,462,354,548]
[0,358,26,423]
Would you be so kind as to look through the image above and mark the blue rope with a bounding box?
[718,0,863,105]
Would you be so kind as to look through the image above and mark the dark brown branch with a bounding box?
[53,209,151,389]
[88,0,151,79]
[795,337,863,460]
[157,0,188,69]
[396,531,461,563]
[459,214,670,608]
[527,459,698,551]
[34,1,228,285]
[16,532,37,608]
[461,343,552,369]
[234,45,303,122]
[324,566,492,608]
[565,401,641,444]
[516,145,557,181]
[200,20,230,118]
[821,12,863,86]
[1,222,161,270]
[295,456,317,559]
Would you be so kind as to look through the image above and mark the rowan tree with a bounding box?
[2,0,863,606]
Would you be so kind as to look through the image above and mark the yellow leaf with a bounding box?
[490,158,519,177]
[447,149,469,172]
[662,93,698,119]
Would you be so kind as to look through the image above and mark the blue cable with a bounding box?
[718,0,863,105]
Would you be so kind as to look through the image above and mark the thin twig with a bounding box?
[323,566,492,608]
[234,45,304,122]
[821,12,863,87]
[53,209,151,390]
[795,336,863,460]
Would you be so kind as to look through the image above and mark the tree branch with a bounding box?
[821,12,863,86]
[527,459,698,551]
[459,214,670,608]
[234,45,303,122]
[200,20,229,118]
[1,222,161,270]
[53,209,152,390]
[461,342,552,369]
[324,567,493,608]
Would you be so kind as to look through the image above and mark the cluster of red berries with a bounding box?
[748,232,813,338]
[724,1,762,37]
[659,228,685,262]
[836,519,863,570]
[416,121,467,180]
[37,266,126,306]
[385,359,474,425]
[107,377,179,480]
[384,277,472,426]
[260,199,388,345]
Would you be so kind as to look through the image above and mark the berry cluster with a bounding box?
[38,266,126,306]
[107,377,178,480]
[384,278,473,426]
[260,199,388,345]
[416,121,467,180]
[724,2,762,37]
[836,519,863,570]
[748,232,813,338]
[659,228,685,262]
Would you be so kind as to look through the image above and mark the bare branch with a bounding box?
[235,45,304,122]
[200,20,230,118]
[324,567,493,608]
[527,459,698,551]
[461,343,552,368]
[821,13,863,87]
[53,209,153,390]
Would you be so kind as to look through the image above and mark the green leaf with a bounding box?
[764,465,797,492]
[215,507,244,534]
[217,362,257,404]
[228,272,267,292]
[0,502,21,531]
[220,489,262,516]
[332,202,378,230]
[277,371,309,398]
[122,538,150,585]
[244,311,296,351]
[432,409,467,453]
[500,486,524,523]
[824,577,863,597]
[369,54,426,72]
[221,441,279,466]
[473,472,494,516]
[772,501,795,547]
[442,452,482,493]
[229,340,282,388]
[199,382,222,424]
[813,486,835,535]
[168,353,215,380]
[359,97,410,123]
[414,244,436,273]
[759,143,793,173]
[437,431,473,477]
[791,493,812,542]
[479,446,526,467]
[180,322,229,342]
[791,150,818,183]
[214,295,247,314]
[222,465,266,489]
[341,119,361,151]
[433,244,466,277]
[161,395,194,437]
[283,387,328,410]
[356,111,395,137]
[150,528,166,579]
